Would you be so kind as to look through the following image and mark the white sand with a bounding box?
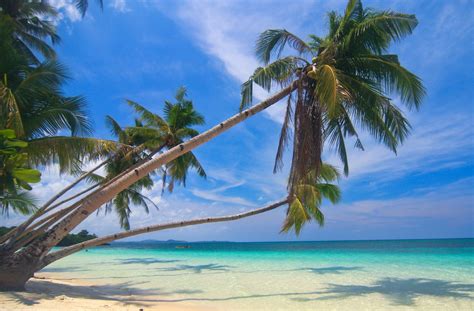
[0,276,211,311]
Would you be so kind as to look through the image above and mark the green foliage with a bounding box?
[57,229,98,247]
[0,0,102,62]
[0,226,98,246]
[126,87,207,192]
[0,226,14,236]
[0,0,59,62]
[0,129,40,215]
[242,0,425,234]
[73,0,104,17]
[92,87,206,230]
[0,16,118,175]
[281,164,341,234]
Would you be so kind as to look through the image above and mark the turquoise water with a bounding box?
[42,239,474,310]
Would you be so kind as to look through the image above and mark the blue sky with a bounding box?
[5,0,474,241]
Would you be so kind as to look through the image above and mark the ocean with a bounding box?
[40,238,474,310]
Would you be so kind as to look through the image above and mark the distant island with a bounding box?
[114,239,188,244]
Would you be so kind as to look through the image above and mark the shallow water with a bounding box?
[42,239,474,310]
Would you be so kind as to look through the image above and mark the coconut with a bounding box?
[312,57,317,64]
[307,70,317,80]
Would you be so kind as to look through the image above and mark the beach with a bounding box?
[1,239,473,310]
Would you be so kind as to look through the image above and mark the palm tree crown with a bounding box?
[126,87,206,192]
[0,0,60,62]
[0,0,103,62]
[241,0,425,233]
[93,87,207,230]
[0,16,118,177]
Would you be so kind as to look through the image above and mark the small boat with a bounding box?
[175,245,191,249]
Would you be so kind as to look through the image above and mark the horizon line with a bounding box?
[113,236,474,244]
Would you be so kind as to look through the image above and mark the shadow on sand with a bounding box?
[8,271,472,307]
[39,263,233,282]
[293,277,474,306]
[4,279,203,307]
[159,263,232,274]
[297,266,363,275]
[40,266,88,273]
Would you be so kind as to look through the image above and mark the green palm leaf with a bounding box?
[256,29,312,64]
[26,137,120,174]
[1,192,37,216]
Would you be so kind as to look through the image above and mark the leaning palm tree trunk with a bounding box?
[1,143,151,250]
[0,84,294,291]
[42,198,288,267]
[1,160,109,249]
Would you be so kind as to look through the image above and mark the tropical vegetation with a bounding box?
[82,87,207,230]
[240,0,425,232]
[0,129,40,215]
[0,227,98,247]
[0,2,118,177]
[0,0,423,292]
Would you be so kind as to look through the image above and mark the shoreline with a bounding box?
[1,239,472,310]
[0,274,210,311]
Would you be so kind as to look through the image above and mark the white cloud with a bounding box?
[191,181,257,207]
[320,177,474,235]
[158,0,474,184]
[110,0,130,13]
[156,0,324,123]
[328,111,474,184]
[48,0,82,22]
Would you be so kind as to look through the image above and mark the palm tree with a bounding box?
[0,0,60,62]
[0,0,103,62]
[126,87,206,192]
[240,0,425,232]
[0,129,40,215]
[44,164,340,264]
[80,87,207,230]
[0,0,423,291]
[282,163,341,234]
[84,116,157,231]
[0,23,118,178]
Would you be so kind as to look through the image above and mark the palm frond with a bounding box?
[273,93,293,173]
[1,192,37,216]
[0,83,24,137]
[344,12,418,54]
[240,56,301,110]
[256,29,312,64]
[74,0,104,17]
[345,55,425,108]
[175,86,187,102]
[239,80,254,111]
[281,197,310,234]
[316,183,341,204]
[15,31,56,59]
[315,64,340,117]
[126,99,169,131]
[26,136,120,174]
[319,163,340,182]
[105,115,128,142]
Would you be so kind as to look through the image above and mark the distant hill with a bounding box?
[113,239,188,244]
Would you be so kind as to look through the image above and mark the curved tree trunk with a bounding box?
[0,198,287,291]
[22,85,294,256]
[43,198,288,266]
[0,251,41,291]
[0,85,294,291]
